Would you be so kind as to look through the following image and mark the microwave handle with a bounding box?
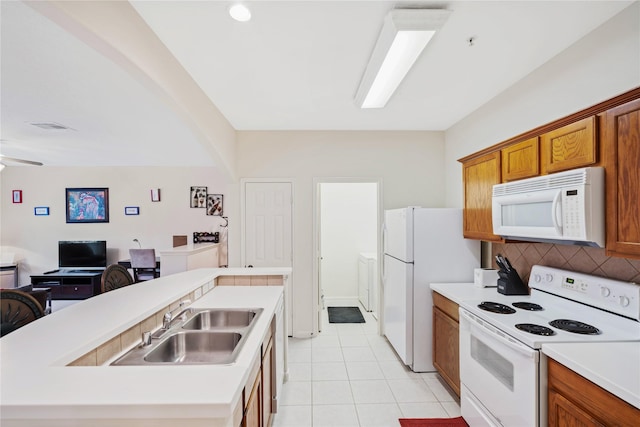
[552,191,563,235]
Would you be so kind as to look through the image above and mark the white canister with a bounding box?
[474,268,499,288]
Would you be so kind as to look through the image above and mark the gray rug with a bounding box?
[328,306,365,323]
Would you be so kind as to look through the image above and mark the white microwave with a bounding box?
[492,167,605,247]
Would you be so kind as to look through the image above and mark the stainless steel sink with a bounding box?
[111,307,262,366]
[145,331,243,364]
[181,309,261,330]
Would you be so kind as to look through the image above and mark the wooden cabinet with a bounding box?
[541,116,597,174]
[262,336,273,427]
[432,292,460,397]
[244,367,261,427]
[501,137,539,182]
[604,98,640,259]
[462,151,502,241]
[547,358,640,427]
[243,316,276,427]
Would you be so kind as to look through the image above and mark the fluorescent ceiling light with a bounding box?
[229,4,251,22]
[355,9,451,109]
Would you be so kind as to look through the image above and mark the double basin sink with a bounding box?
[112,308,262,366]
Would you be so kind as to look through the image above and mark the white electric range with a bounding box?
[458,265,640,427]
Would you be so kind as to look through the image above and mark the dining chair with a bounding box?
[101,264,135,293]
[129,249,159,282]
[1,289,45,336]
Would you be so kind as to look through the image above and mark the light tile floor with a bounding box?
[271,307,461,427]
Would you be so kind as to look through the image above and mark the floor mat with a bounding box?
[399,417,468,427]
[327,306,365,323]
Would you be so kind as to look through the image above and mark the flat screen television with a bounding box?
[58,240,107,269]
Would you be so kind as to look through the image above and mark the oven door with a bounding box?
[459,308,539,427]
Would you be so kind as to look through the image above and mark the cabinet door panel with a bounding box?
[432,307,460,397]
[605,99,640,259]
[462,152,502,241]
[501,137,539,182]
[541,116,597,174]
[548,390,605,427]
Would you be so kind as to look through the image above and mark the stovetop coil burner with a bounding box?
[549,319,601,335]
[515,323,556,336]
[477,301,516,314]
[512,302,543,311]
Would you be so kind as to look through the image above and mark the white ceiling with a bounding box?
[0,1,633,167]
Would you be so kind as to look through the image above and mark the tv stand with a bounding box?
[30,271,103,300]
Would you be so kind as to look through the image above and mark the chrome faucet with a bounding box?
[162,300,192,330]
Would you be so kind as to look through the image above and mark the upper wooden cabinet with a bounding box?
[501,137,539,182]
[604,98,640,260]
[462,152,502,241]
[541,116,597,174]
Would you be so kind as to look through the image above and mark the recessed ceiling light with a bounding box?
[229,4,251,22]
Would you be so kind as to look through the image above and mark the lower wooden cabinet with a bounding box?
[547,358,640,427]
[243,316,276,427]
[432,292,460,397]
[244,368,261,427]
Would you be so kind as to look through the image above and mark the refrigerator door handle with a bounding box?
[381,222,387,282]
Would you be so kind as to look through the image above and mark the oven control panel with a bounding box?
[530,265,640,321]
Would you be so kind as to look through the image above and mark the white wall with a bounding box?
[237,130,445,335]
[444,2,640,207]
[320,183,377,302]
[0,166,235,285]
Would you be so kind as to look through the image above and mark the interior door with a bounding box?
[243,181,293,333]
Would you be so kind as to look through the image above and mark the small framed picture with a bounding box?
[125,206,140,215]
[151,188,161,202]
[190,186,207,208]
[207,194,223,216]
[34,206,49,216]
[12,190,22,204]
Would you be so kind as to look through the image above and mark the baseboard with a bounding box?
[324,296,360,307]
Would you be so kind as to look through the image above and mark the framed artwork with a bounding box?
[125,206,140,215]
[190,186,207,208]
[34,206,49,216]
[207,194,223,216]
[65,188,109,223]
[12,190,22,203]
[151,188,161,202]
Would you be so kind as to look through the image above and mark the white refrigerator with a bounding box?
[383,207,480,372]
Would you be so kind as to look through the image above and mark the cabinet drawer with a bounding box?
[50,284,93,299]
[432,292,458,321]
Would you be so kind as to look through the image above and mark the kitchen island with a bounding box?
[0,267,290,427]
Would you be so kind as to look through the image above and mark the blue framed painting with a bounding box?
[65,188,109,223]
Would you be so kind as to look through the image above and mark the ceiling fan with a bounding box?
[0,155,44,169]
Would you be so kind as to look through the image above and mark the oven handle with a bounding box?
[460,309,538,360]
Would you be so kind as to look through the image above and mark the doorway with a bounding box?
[313,178,382,335]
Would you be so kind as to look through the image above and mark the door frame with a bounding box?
[312,177,383,335]
[240,178,295,334]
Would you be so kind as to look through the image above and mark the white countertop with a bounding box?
[158,242,219,256]
[542,342,640,409]
[0,267,290,427]
[430,282,498,304]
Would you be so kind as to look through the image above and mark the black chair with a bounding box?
[1,289,45,336]
[101,264,134,293]
[129,249,159,282]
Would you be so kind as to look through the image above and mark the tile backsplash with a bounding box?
[491,242,640,285]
